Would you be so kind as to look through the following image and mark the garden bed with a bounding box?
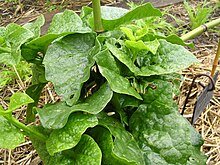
[0,0,219,164]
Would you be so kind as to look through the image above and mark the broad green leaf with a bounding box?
[43,33,97,105]
[129,81,207,164]
[0,23,34,65]
[37,83,112,129]
[90,3,162,30]
[0,116,25,149]
[94,50,142,100]
[23,14,45,39]
[125,39,160,54]
[46,112,98,155]
[8,92,34,112]
[48,9,91,34]
[31,64,47,85]
[72,134,102,165]
[145,33,194,48]
[90,126,134,165]
[107,39,198,76]
[32,131,101,165]
[98,113,145,165]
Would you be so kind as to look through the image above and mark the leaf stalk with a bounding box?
[4,115,47,142]
[92,0,104,32]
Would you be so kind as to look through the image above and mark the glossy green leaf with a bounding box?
[0,116,25,149]
[91,126,134,165]
[48,9,91,34]
[43,33,96,105]
[98,113,145,165]
[46,112,98,155]
[0,23,34,65]
[94,50,142,100]
[37,83,112,129]
[72,134,102,165]
[23,14,45,39]
[107,39,198,76]
[90,3,162,30]
[31,128,101,165]
[8,92,34,112]
[129,81,207,164]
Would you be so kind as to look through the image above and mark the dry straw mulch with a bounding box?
[0,0,220,164]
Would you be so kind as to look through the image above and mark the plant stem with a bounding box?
[211,40,220,77]
[4,115,47,142]
[181,17,220,41]
[92,0,104,32]
[0,46,11,53]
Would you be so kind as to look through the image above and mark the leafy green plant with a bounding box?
[184,0,215,29]
[0,1,207,164]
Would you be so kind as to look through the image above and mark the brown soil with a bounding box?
[0,0,220,164]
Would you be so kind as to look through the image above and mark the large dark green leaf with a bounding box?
[72,134,102,165]
[98,113,145,165]
[37,83,112,129]
[129,81,207,164]
[107,39,198,76]
[91,126,136,165]
[43,33,97,105]
[31,128,101,165]
[46,112,98,155]
[89,3,162,30]
[0,116,25,149]
[94,50,142,100]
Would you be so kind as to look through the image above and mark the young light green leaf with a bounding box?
[31,130,102,165]
[129,81,207,164]
[125,39,160,55]
[23,14,45,39]
[107,40,198,76]
[98,113,145,165]
[8,92,34,112]
[0,116,25,149]
[46,113,98,155]
[43,33,97,105]
[37,82,112,129]
[48,9,91,34]
[0,23,34,65]
[89,3,162,30]
[94,50,142,100]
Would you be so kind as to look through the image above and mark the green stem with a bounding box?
[0,46,11,53]
[181,17,220,41]
[92,0,104,32]
[4,115,47,142]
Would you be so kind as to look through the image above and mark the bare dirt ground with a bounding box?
[0,0,220,164]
